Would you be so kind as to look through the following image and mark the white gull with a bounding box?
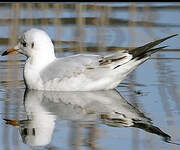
[1,28,177,91]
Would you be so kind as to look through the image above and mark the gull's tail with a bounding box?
[129,34,178,60]
[111,34,178,84]
[112,34,178,71]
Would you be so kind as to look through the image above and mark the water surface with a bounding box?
[0,2,180,150]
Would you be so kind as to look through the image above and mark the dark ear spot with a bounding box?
[31,42,34,48]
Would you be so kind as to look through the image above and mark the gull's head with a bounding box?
[1,28,55,59]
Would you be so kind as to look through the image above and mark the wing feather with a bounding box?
[40,54,100,82]
[40,52,133,82]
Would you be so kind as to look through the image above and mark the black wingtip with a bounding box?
[147,45,168,54]
[129,34,178,58]
[169,34,178,37]
[152,45,169,50]
[136,46,168,60]
[163,34,178,41]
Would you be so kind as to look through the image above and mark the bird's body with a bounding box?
[1,28,177,91]
[24,52,145,91]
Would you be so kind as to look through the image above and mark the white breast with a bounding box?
[24,59,44,90]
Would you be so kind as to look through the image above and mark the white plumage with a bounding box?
[1,28,177,91]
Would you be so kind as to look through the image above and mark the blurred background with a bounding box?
[0,2,180,150]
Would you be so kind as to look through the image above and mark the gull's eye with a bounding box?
[31,42,34,48]
[21,41,27,47]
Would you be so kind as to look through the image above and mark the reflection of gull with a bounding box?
[4,89,171,146]
[1,28,177,91]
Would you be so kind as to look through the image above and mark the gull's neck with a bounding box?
[26,52,56,72]
[23,46,56,90]
[24,53,56,90]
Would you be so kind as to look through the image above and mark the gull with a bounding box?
[1,28,177,91]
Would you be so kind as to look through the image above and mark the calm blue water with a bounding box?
[0,2,180,150]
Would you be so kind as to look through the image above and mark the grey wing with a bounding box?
[40,52,133,82]
[40,54,101,82]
